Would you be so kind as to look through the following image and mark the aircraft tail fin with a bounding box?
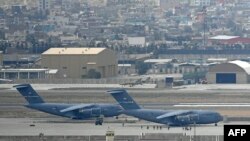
[107,89,140,110]
[14,84,44,104]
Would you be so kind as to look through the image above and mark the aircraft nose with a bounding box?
[218,114,223,121]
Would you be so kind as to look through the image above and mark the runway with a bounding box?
[0,118,227,136]
[174,103,250,107]
[2,84,250,118]
[1,84,250,138]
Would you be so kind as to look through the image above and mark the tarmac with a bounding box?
[0,118,227,136]
[1,83,250,138]
[2,83,250,90]
[0,83,157,90]
[2,84,250,118]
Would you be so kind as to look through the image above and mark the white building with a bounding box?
[127,37,146,47]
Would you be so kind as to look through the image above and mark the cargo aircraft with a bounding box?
[120,77,150,87]
[14,84,122,125]
[108,89,223,128]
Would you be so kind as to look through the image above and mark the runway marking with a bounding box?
[179,103,250,104]
[175,103,250,107]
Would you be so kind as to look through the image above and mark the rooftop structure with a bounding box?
[209,35,240,40]
[42,47,106,55]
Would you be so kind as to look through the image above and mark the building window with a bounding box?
[62,67,67,69]
[82,67,86,69]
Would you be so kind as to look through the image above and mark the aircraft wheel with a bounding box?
[95,118,103,125]
[215,123,218,126]
[95,121,98,125]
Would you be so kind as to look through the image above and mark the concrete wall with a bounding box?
[41,49,117,78]
[13,78,156,84]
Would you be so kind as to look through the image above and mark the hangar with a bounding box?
[206,60,250,84]
[41,47,117,79]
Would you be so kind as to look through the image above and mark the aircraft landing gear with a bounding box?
[215,123,218,126]
[95,117,103,125]
[183,127,192,130]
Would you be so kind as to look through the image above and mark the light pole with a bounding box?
[200,6,207,67]
[202,6,207,49]
[193,122,196,141]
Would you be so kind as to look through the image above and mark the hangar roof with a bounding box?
[229,60,250,74]
[0,69,50,72]
[144,59,172,63]
[42,48,106,55]
[210,35,239,40]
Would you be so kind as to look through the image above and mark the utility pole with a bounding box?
[203,6,207,49]
[200,6,207,70]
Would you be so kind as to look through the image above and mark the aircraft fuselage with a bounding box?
[26,103,122,120]
[124,109,223,126]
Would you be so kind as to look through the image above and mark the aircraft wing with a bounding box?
[156,111,193,119]
[60,104,96,113]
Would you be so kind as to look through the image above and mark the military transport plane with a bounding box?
[14,84,122,125]
[120,77,150,87]
[108,89,223,127]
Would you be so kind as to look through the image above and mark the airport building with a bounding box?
[0,51,3,67]
[41,47,117,78]
[0,69,56,79]
[206,60,250,84]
